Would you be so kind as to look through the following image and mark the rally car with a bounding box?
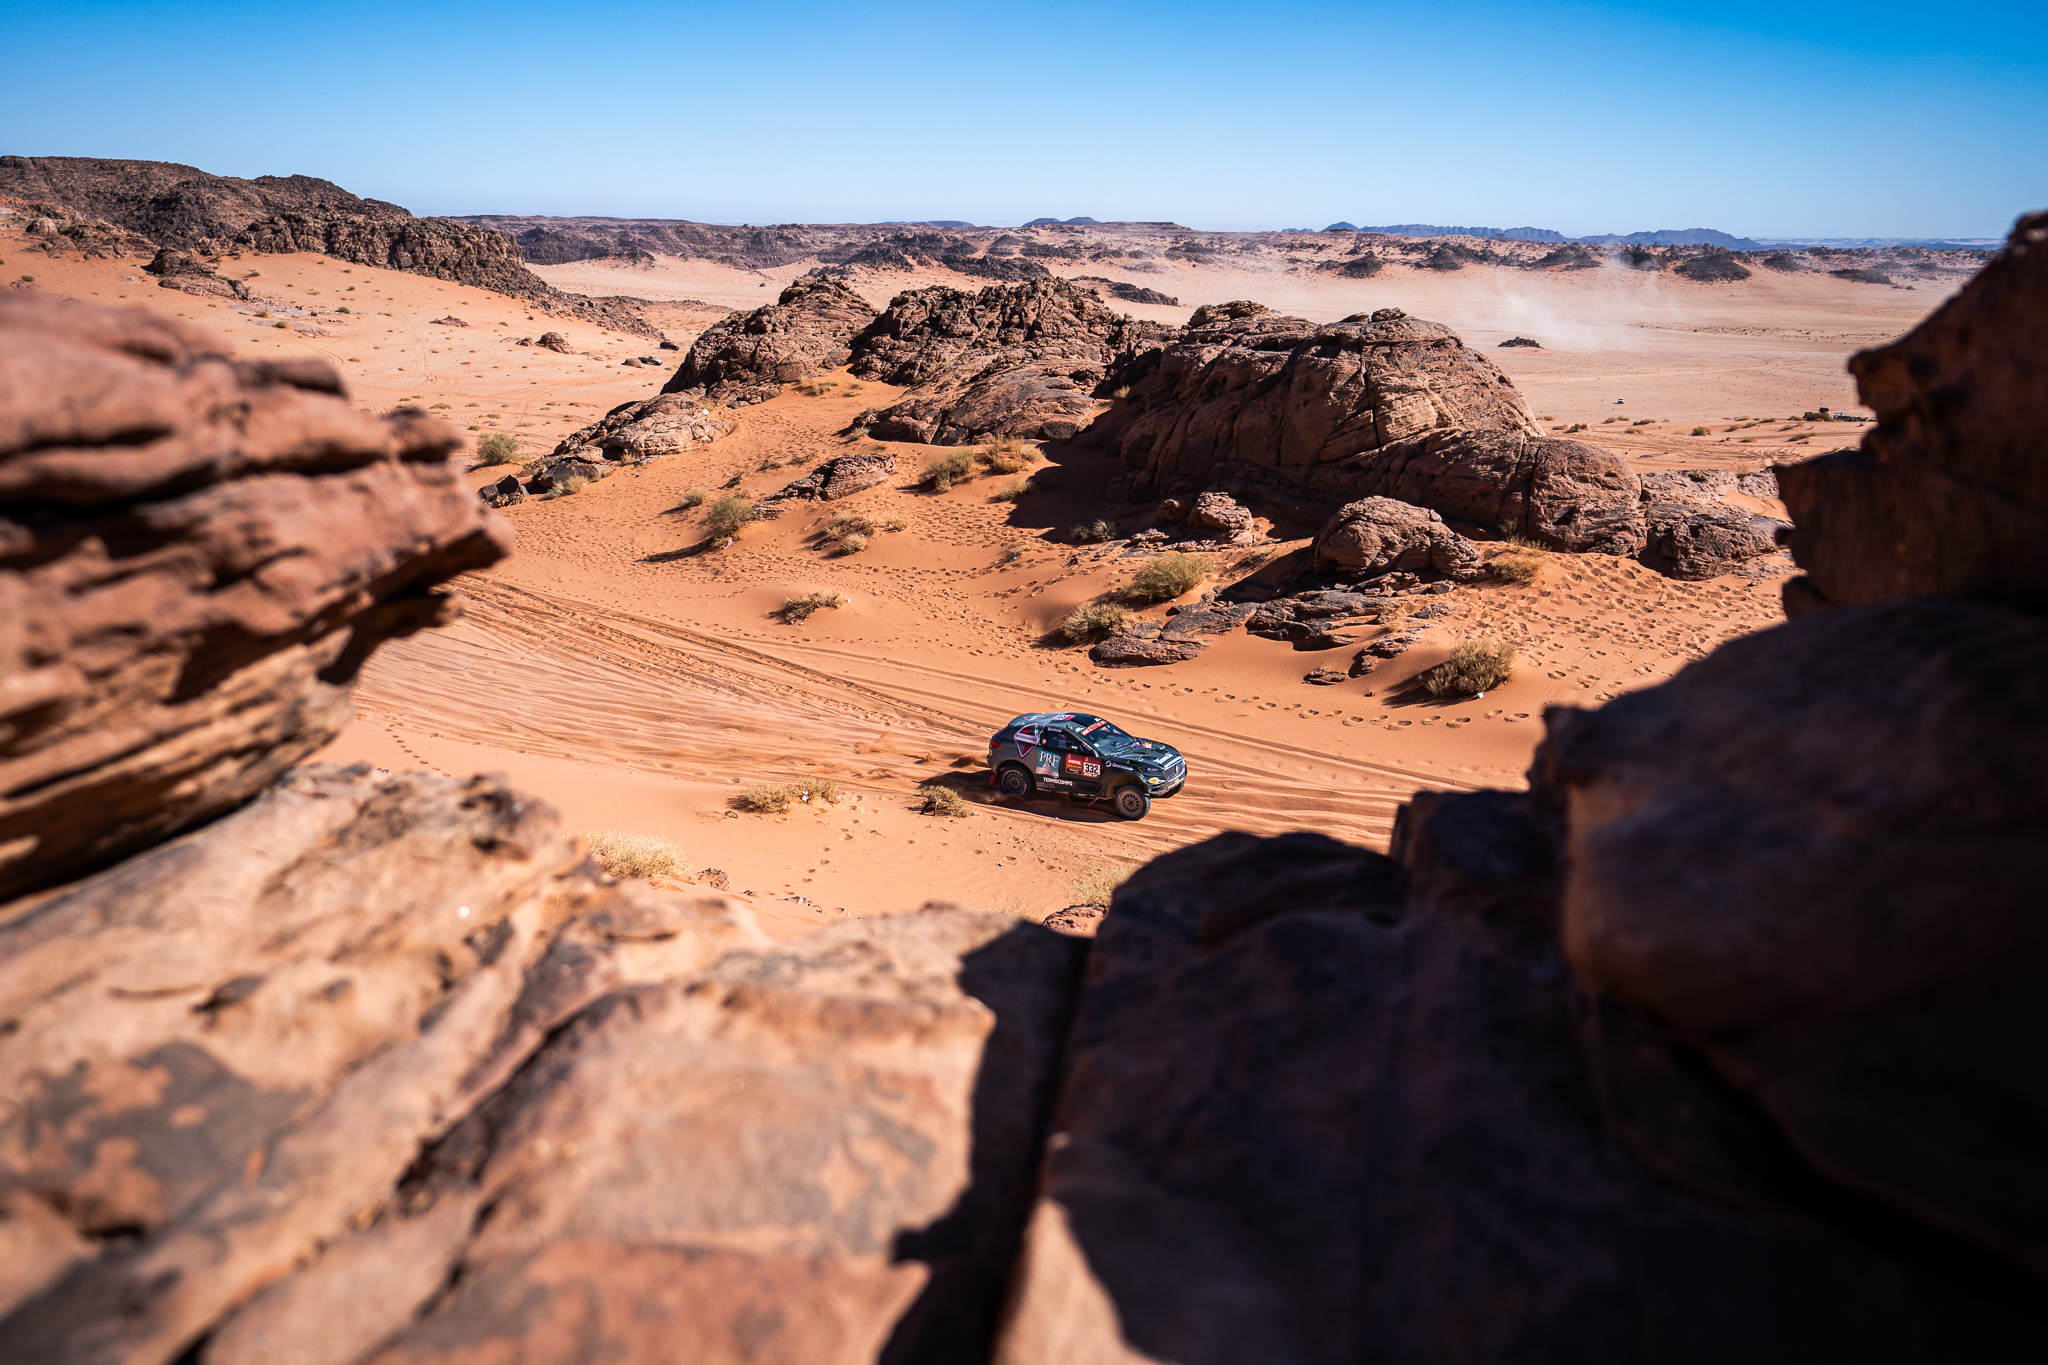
[987,712,1186,820]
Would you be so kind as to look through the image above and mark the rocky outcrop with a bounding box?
[1105,305,1645,552]
[661,279,877,406]
[849,279,1166,444]
[1635,468,1791,579]
[478,472,526,507]
[549,393,736,463]
[766,448,899,502]
[1311,496,1485,578]
[1088,630,1207,667]
[12,200,156,260]
[0,292,509,902]
[1778,211,2048,613]
[1073,277,1179,306]
[143,247,250,299]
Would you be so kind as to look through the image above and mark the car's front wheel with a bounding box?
[997,765,1035,801]
[1112,785,1151,821]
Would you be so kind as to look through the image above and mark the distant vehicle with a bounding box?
[987,711,1186,821]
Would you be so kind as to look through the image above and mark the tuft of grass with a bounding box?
[585,830,688,881]
[989,476,1036,502]
[475,433,520,466]
[921,449,976,492]
[677,486,710,509]
[840,531,870,553]
[1069,863,1131,906]
[1423,639,1517,697]
[551,475,589,497]
[882,517,909,533]
[704,494,759,538]
[796,377,840,396]
[782,590,848,623]
[823,512,876,541]
[1690,426,1711,436]
[1112,384,1132,400]
[1119,551,1209,604]
[919,787,972,817]
[1490,551,1543,584]
[737,783,795,813]
[806,778,843,804]
[976,436,1040,475]
[1062,601,1132,642]
[1069,519,1119,544]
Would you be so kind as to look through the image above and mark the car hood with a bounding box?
[1096,736,1180,765]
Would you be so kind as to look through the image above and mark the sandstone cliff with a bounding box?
[660,279,878,406]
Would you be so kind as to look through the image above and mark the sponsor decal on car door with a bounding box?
[1063,753,1102,780]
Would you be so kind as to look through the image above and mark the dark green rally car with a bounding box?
[987,712,1187,821]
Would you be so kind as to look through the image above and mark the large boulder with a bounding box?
[1778,211,2048,613]
[1107,306,1645,553]
[0,292,509,902]
[848,278,1166,444]
[1311,496,1484,578]
[549,392,736,463]
[661,279,878,406]
[766,448,898,502]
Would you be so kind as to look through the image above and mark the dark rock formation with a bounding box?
[1089,630,1207,667]
[1106,305,1643,552]
[1675,251,1754,282]
[1635,468,1791,579]
[0,156,656,337]
[0,292,509,902]
[528,454,607,493]
[1073,277,1180,306]
[143,246,250,299]
[1498,335,1541,347]
[660,280,877,406]
[478,472,526,507]
[1779,212,2048,613]
[549,393,736,463]
[766,449,898,502]
[1311,496,1485,578]
[536,330,571,352]
[849,279,1166,444]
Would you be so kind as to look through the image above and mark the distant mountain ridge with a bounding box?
[1317,221,1765,250]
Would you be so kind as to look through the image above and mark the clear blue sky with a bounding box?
[7,0,2043,237]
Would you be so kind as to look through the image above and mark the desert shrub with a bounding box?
[840,532,869,553]
[919,787,972,817]
[1423,639,1517,697]
[1490,551,1543,584]
[551,475,589,497]
[737,783,795,813]
[989,477,1036,502]
[255,310,270,318]
[807,778,843,804]
[475,433,520,466]
[823,512,875,541]
[585,830,687,880]
[704,494,759,538]
[781,590,848,623]
[1690,426,1711,436]
[1069,519,1119,543]
[1112,384,1132,400]
[1062,601,1132,642]
[796,377,840,396]
[1069,862,1132,907]
[976,437,1040,475]
[1120,551,1209,604]
[1565,422,1587,433]
[336,306,350,314]
[921,449,976,491]
[677,486,710,509]
[882,517,909,533]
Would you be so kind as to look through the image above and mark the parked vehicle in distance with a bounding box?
[987,711,1186,821]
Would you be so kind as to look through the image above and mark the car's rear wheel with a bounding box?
[997,765,1035,801]
[1112,785,1151,821]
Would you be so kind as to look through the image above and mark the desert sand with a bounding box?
[5,223,1958,933]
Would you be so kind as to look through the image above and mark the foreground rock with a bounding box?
[549,392,736,463]
[1779,210,2048,613]
[849,278,1165,444]
[661,279,877,406]
[0,292,509,901]
[1105,304,1646,552]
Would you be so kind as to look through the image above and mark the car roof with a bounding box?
[1003,711,1103,731]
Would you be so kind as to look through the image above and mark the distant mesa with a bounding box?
[1024,216,1101,227]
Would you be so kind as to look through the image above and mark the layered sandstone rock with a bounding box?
[661,279,878,406]
[549,392,736,463]
[849,279,1165,444]
[1310,496,1485,578]
[0,292,510,901]
[766,448,899,502]
[1778,210,2048,613]
[1635,468,1791,579]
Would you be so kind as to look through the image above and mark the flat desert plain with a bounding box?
[7,228,1959,935]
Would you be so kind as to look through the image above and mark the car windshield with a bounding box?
[1078,719,1132,742]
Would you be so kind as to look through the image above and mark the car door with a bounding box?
[1026,726,1068,787]
[1056,729,1106,794]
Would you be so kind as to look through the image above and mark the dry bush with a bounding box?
[840,532,870,554]
[1062,601,1132,642]
[1069,519,1119,543]
[796,377,840,396]
[823,512,876,541]
[921,449,976,492]
[474,433,520,466]
[1112,384,1132,400]
[704,494,759,538]
[807,778,843,804]
[781,591,848,623]
[737,783,795,813]
[678,486,710,509]
[1424,639,1517,697]
[1070,863,1132,907]
[1690,426,1711,436]
[919,787,972,817]
[976,437,1040,475]
[1120,551,1209,604]
[585,830,687,881]
[550,475,588,498]
[1490,551,1543,584]
[989,477,1036,502]
[882,517,909,533]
